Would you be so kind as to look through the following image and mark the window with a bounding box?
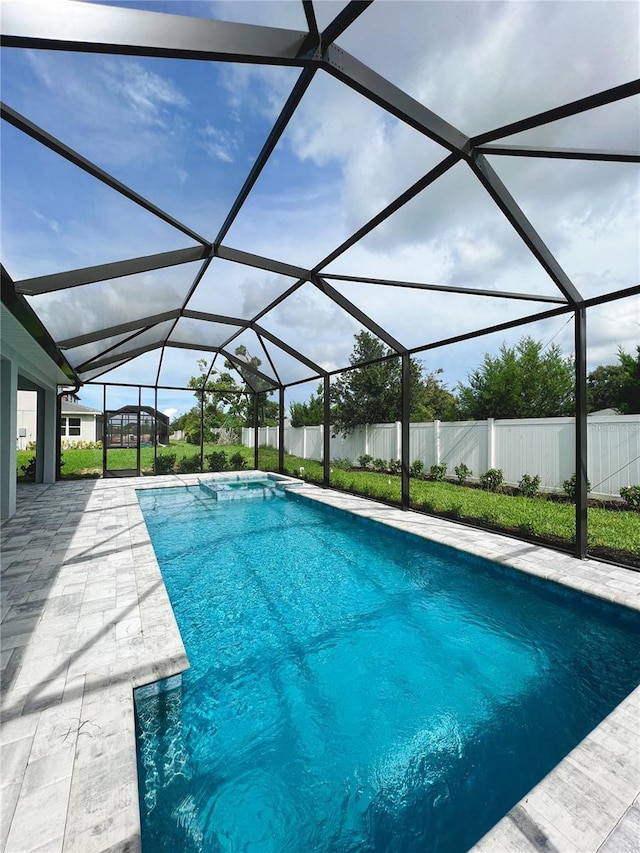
[60,417,82,437]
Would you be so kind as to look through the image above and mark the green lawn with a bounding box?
[17,444,639,562]
[257,451,639,561]
[17,443,255,479]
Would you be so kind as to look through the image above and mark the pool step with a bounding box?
[199,480,284,501]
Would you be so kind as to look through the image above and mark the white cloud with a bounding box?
[198,124,238,163]
[98,59,189,126]
[33,210,60,233]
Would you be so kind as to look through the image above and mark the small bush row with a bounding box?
[61,440,103,450]
[152,450,249,475]
[346,457,635,504]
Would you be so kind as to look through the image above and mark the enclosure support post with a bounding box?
[278,386,285,474]
[199,387,204,473]
[323,374,331,486]
[575,307,588,558]
[102,385,107,477]
[401,353,410,509]
[253,393,259,470]
[136,386,142,476]
[154,386,158,474]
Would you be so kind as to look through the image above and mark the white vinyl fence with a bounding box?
[243,416,640,498]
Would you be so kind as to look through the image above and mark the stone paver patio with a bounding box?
[1,475,639,852]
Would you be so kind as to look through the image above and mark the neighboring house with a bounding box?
[60,398,103,445]
[16,391,103,448]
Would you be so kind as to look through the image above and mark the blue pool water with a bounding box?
[135,486,640,853]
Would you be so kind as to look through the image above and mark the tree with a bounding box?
[618,346,640,413]
[290,385,324,427]
[330,331,455,435]
[588,346,640,414]
[177,351,278,443]
[456,336,574,419]
[587,364,626,412]
[412,367,459,422]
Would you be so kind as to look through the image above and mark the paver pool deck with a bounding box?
[1,474,639,852]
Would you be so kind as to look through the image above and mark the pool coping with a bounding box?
[1,474,638,852]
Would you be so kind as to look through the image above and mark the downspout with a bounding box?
[56,383,80,481]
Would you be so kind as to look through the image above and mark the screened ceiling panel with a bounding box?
[78,349,162,385]
[257,280,392,371]
[0,121,194,281]
[224,71,448,268]
[185,258,299,318]
[336,1,639,137]
[90,0,309,29]
[78,359,129,384]
[1,0,636,401]
[64,330,148,370]
[223,327,279,382]
[329,280,565,352]
[169,317,242,349]
[487,157,639,300]
[76,320,177,372]
[25,262,203,342]
[1,49,302,240]
[324,160,564,299]
[156,346,222,388]
[260,337,320,386]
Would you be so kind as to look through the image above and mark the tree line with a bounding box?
[290,332,639,435]
[171,333,639,441]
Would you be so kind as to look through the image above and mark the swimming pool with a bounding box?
[135,485,640,852]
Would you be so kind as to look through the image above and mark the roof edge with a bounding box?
[1,265,79,385]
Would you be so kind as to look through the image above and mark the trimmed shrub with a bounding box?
[620,485,640,508]
[519,473,541,498]
[410,459,425,478]
[563,473,591,499]
[358,454,374,470]
[429,463,447,481]
[177,454,201,474]
[152,452,176,475]
[480,468,504,492]
[454,463,472,484]
[206,450,228,472]
[229,452,247,470]
[388,459,402,475]
[373,458,388,473]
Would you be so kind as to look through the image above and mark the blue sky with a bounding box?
[2,0,638,418]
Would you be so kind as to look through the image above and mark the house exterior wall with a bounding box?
[60,413,99,445]
[17,390,37,450]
